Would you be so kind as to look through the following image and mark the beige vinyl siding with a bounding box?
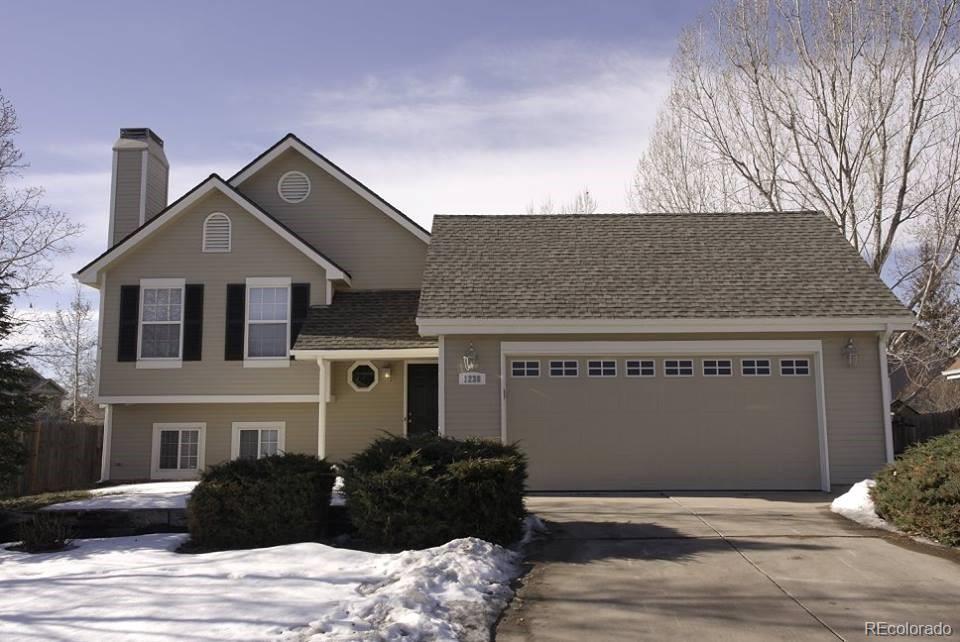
[144,148,168,222]
[112,149,143,245]
[441,332,888,485]
[108,403,319,480]
[325,360,407,462]
[234,149,427,289]
[99,190,327,397]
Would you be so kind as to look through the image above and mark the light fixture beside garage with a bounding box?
[461,343,479,372]
[382,365,392,382]
[843,339,858,367]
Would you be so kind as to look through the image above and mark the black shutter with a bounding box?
[182,284,204,361]
[224,284,245,361]
[117,285,140,362]
[290,283,310,349]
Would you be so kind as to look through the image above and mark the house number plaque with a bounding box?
[458,372,486,385]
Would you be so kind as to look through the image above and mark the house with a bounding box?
[76,128,914,492]
[22,367,67,417]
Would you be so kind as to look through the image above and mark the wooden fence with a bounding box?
[892,408,959,455]
[13,419,103,496]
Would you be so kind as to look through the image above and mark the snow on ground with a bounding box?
[0,533,520,642]
[830,479,897,531]
[44,477,348,511]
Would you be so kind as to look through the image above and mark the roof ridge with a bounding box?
[432,210,823,219]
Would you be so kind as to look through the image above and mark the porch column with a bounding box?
[317,359,329,459]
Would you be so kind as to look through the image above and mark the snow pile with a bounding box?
[0,533,519,642]
[285,537,518,642]
[330,475,346,507]
[43,481,198,511]
[830,479,895,531]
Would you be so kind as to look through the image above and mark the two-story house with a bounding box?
[78,128,914,491]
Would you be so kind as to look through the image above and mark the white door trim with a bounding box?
[499,339,831,491]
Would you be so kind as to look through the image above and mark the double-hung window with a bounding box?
[233,422,285,460]
[152,423,204,479]
[139,278,184,364]
[246,278,290,361]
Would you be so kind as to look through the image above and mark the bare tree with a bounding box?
[0,91,82,294]
[631,0,960,320]
[526,188,599,214]
[34,282,97,421]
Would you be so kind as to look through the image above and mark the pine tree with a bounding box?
[0,280,41,487]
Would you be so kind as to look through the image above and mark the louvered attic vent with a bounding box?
[203,212,231,252]
[278,170,311,203]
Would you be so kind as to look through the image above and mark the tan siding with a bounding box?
[144,149,168,221]
[99,190,327,396]
[325,360,408,462]
[108,403,319,481]
[442,332,888,486]
[112,150,143,244]
[235,149,427,289]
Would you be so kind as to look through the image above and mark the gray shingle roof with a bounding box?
[294,290,437,350]
[418,212,912,320]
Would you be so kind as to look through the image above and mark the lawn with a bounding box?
[0,533,519,641]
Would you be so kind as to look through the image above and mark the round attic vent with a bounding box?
[277,170,311,203]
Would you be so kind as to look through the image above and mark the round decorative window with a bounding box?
[348,361,378,392]
[277,170,311,203]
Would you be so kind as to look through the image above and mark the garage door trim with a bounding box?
[499,340,830,491]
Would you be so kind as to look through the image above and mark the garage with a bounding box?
[505,346,825,491]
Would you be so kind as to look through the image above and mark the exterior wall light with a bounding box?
[843,338,858,367]
[462,342,479,373]
[382,365,392,381]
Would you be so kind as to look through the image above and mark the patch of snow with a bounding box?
[43,482,198,511]
[330,476,346,507]
[0,533,519,642]
[830,479,896,531]
[519,514,548,547]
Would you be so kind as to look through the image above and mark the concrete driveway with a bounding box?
[496,493,960,641]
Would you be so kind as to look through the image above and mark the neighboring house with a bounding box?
[23,367,67,417]
[77,128,914,491]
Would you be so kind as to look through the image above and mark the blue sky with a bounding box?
[5,0,709,312]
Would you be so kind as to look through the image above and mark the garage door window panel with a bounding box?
[626,359,655,377]
[587,360,616,377]
[549,360,578,377]
[703,359,733,376]
[742,358,772,376]
[664,359,694,377]
[781,358,811,376]
[511,360,540,377]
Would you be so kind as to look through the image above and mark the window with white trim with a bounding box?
[278,170,311,203]
[511,360,540,377]
[202,212,231,252]
[625,359,655,377]
[139,280,184,359]
[348,361,379,391]
[587,360,616,377]
[549,360,578,377]
[152,423,204,479]
[742,359,772,376]
[703,359,733,376]
[780,358,810,376]
[664,359,694,376]
[246,280,290,359]
[233,422,285,460]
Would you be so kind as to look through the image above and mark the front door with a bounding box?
[406,363,439,436]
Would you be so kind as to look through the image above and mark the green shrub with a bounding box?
[873,431,960,546]
[16,512,71,552]
[187,453,335,550]
[342,434,526,549]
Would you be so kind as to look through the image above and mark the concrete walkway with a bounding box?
[497,494,960,641]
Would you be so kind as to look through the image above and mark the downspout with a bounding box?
[317,359,328,459]
[878,325,895,463]
[99,404,112,483]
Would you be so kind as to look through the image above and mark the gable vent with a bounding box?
[203,212,231,252]
[278,170,311,203]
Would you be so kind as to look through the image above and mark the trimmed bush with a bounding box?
[342,434,526,549]
[187,454,335,549]
[873,431,960,546]
[16,512,71,553]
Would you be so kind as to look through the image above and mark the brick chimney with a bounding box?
[108,128,169,246]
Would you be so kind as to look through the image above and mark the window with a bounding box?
[348,361,379,391]
[781,358,811,376]
[587,360,616,377]
[278,170,311,203]
[233,422,285,460]
[152,423,204,479]
[549,360,578,377]
[625,359,655,377]
[664,359,694,376]
[703,359,733,376]
[511,360,540,377]
[202,212,231,252]
[246,279,290,359]
[139,279,184,361]
[742,359,772,376]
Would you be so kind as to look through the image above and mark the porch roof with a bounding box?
[293,290,437,351]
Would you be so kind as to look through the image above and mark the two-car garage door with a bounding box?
[506,350,823,491]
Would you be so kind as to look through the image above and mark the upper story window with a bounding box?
[246,278,290,360]
[202,213,231,252]
[139,278,184,361]
[780,358,810,376]
[278,170,311,203]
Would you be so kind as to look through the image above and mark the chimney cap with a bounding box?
[120,128,164,147]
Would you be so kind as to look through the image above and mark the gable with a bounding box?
[231,140,429,290]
